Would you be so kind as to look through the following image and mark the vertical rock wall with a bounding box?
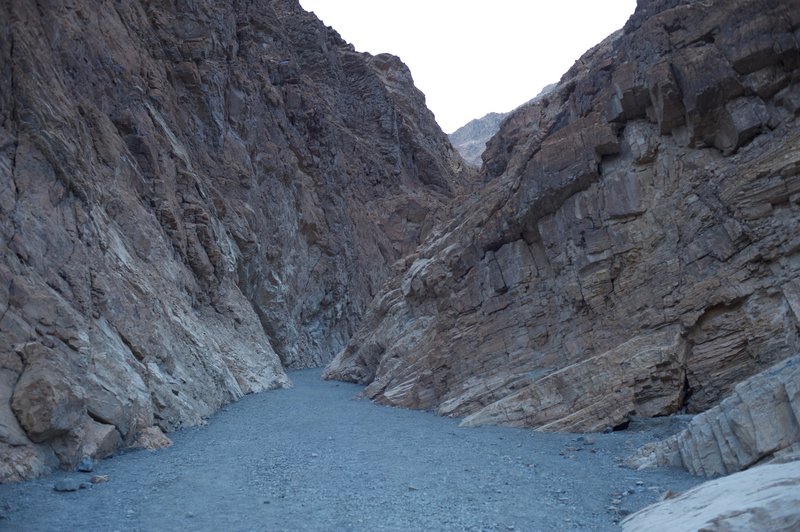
[0,0,471,481]
[326,0,800,433]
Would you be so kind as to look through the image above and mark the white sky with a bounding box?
[298,0,638,133]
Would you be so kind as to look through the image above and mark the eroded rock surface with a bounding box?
[628,354,800,476]
[448,112,509,168]
[449,84,555,168]
[621,461,800,531]
[0,0,470,480]
[326,0,800,432]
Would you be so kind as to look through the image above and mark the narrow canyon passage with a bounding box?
[0,370,700,531]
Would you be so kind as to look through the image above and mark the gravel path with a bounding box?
[0,369,702,531]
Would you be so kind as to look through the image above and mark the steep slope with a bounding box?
[449,112,509,167]
[0,0,471,480]
[326,0,800,432]
[449,84,555,167]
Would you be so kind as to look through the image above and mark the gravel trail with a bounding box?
[0,369,701,531]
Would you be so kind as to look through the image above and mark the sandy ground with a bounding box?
[0,369,702,531]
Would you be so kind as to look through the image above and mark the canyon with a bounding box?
[326,0,800,439]
[0,0,471,481]
[1,0,799,526]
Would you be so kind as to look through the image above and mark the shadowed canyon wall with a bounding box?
[326,0,800,433]
[0,0,471,480]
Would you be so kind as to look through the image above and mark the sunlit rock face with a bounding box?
[0,0,471,480]
[326,0,800,432]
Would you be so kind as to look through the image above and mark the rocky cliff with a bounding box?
[449,84,555,167]
[448,112,509,167]
[0,0,471,481]
[326,0,800,434]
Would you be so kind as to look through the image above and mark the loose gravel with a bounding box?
[0,369,702,531]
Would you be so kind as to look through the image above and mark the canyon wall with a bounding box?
[0,0,470,481]
[326,0,800,433]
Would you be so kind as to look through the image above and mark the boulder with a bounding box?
[622,461,800,531]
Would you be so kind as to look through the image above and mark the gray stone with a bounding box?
[76,456,93,473]
[53,479,81,492]
[622,461,800,531]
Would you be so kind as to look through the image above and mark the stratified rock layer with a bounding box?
[0,0,469,480]
[628,354,800,476]
[622,461,800,532]
[326,0,800,432]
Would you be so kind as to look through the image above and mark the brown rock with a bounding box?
[630,354,800,477]
[133,426,173,451]
[325,0,800,436]
[11,363,85,443]
[50,418,121,468]
[0,0,472,480]
[0,443,57,484]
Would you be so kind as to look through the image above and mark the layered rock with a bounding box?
[326,0,800,433]
[628,354,800,476]
[0,0,470,480]
[621,461,800,531]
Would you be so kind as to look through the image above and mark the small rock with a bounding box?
[408,485,419,491]
[635,480,645,486]
[54,479,81,492]
[310,452,319,458]
[79,482,93,490]
[76,456,93,472]
[603,426,614,434]
[90,475,109,484]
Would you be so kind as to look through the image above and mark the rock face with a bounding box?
[621,461,800,531]
[628,354,800,476]
[448,112,509,167]
[325,0,800,433]
[0,0,470,481]
[449,84,555,167]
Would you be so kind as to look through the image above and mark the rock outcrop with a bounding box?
[628,354,800,476]
[325,0,800,433]
[449,84,555,167]
[621,461,800,531]
[0,0,470,481]
[448,112,509,167]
